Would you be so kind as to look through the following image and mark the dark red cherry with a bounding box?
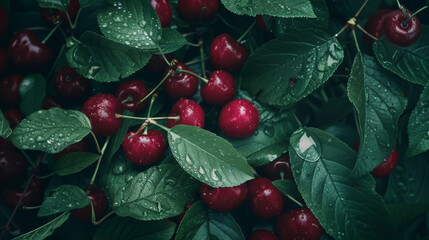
[115,79,149,113]
[81,94,123,136]
[200,182,247,212]
[363,8,393,47]
[54,138,90,160]
[275,207,323,240]
[70,188,107,222]
[167,98,204,128]
[0,138,14,151]
[178,0,219,22]
[1,177,44,209]
[0,150,28,183]
[248,177,283,219]
[249,230,279,240]
[3,109,24,129]
[42,95,62,109]
[0,74,24,107]
[261,154,294,181]
[39,0,80,27]
[256,15,268,32]
[200,70,235,106]
[0,7,9,36]
[8,30,53,70]
[149,0,172,27]
[383,9,421,47]
[210,33,248,71]
[0,48,9,75]
[162,62,199,99]
[145,53,173,73]
[122,129,166,166]
[218,99,259,139]
[55,66,90,102]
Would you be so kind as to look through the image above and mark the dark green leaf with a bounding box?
[19,74,46,116]
[289,127,392,240]
[347,53,407,178]
[12,212,70,240]
[168,125,254,187]
[78,0,98,8]
[272,180,302,205]
[241,29,343,107]
[220,0,315,18]
[323,123,359,148]
[104,110,133,163]
[9,108,92,154]
[175,201,245,240]
[38,185,90,217]
[0,110,12,138]
[373,26,429,85]
[53,152,100,176]
[407,83,429,157]
[97,0,161,50]
[158,28,186,54]
[328,0,381,19]
[37,0,69,11]
[386,203,429,231]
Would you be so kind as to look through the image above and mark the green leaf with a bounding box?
[168,125,254,187]
[328,0,381,19]
[66,32,154,82]
[19,74,46,116]
[38,185,90,217]
[78,0,98,8]
[9,108,92,154]
[104,110,133,163]
[12,212,70,240]
[37,0,69,11]
[93,217,175,240]
[386,203,429,231]
[407,83,429,157]
[97,0,161,50]
[0,110,12,138]
[158,28,186,54]
[175,201,245,240]
[289,127,392,240]
[241,29,343,107]
[220,0,315,18]
[272,180,302,205]
[53,152,100,176]
[373,26,429,86]
[347,53,407,178]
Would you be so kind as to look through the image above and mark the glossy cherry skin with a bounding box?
[3,109,24,129]
[122,130,166,166]
[70,188,107,222]
[201,70,235,106]
[9,30,53,70]
[162,62,199,99]
[0,150,28,183]
[210,34,248,71]
[55,66,90,102]
[81,94,123,136]
[42,95,62,109]
[275,207,323,240]
[200,182,247,212]
[218,99,259,139]
[54,138,90,160]
[178,0,219,22]
[0,7,9,36]
[0,74,24,107]
[383,9,421,47]
[247,177,283,219]
[261,154,294,181]
[150,0,172,27]
[256,15,268,32]
[39,0,80,27]
[363,8,393,47]
[145,53,173,72]
[167,98,205,128]
[249,230,279,240]
[1,178,44,209]
[115,79,149,112]
[0,48,9,75]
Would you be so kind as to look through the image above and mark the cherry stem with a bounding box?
[217,14,242,32]
[88,136,110,188]
[289,110,302,127]
[92,210,115,225]
[137,70,173,105]
[157,46,172,67]
[354,0,369,18]
[199,38,207,79]
[41,22,61,44]
[47,44,66,81]
[147,93,158,119]
[237,21,256,42]
[186,42,200,47]
[356,24,377,40]
[404,6,428,23]
[287,194,304,208]
[90,131,101,155]
[177,68,209,83]
[19,149,35,168]
[21,205,41,210]
[72,8,83,29]
[121,96,133,104]
[185,56,210,66]
[37,172,55,179]
[396,0,403,9]
[333,23,349,38]
[0,206,20,234]
[351,29,361,52]
[24,27,51,32]
[149,119,171,132]
[65,12,74,30]
[115,114,180,121]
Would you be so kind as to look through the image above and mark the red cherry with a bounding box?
[167,98,205,128]
[162,62,199,99]
[115,79,149,113]
[149,0,172,27]
[0,74,24,107]
[145,53,173,73]
[209,34,248,71]
[81,94,123,136]
[275,207,323,240]
[383,9,421,47]
[363,8,393,47]
[55,66,90,102]
[261,154,294,181]
[0,137,14,151]
[42,95,62,109]
[200,182,247,212]
[249,230,279,240]
[200,70,235,106]
[0,7,9,36]
[247,177,283,219]
[70,188,107,222]
[0,48,9,75]
[1,177,44,209]
[39,0,80,27]
[178,0,219,22]
[3,109,24,129]
[122,130,166,166]
[256,15,268,32]
[218,99,259,139]
[0,150,28,183]
[54,138,90,160]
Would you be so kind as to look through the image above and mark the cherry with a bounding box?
[177,0,219,22]
[167,98,205,128]
[0,7,9,36]
[149,0,172,28]
[0,150,28,183]
[275,207,323,240]
[70,188,107,222]
[122,129,166,166]
[363,8,393,47]
[3,109,24,129]
[115,79,149,113]
[0,48,9,75]
[55,66,90,102]
[261,154,294,181]
[81,94,123,136]
[200,70,235,106]
[162,62,199,99]
[209,34,248,71]
[200,182,247,212]
[145,53,173,73]
[54,138,90,160]
[218,99,259,139]
[39,0,80,27]
[0,138,14,151]
[249,230,279,240]
[247,177,283,219]
[383,9,421,47]
[1,177,44,209]
[256,15,268,32]
[0,74,24,107]
[42,95,62,109]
